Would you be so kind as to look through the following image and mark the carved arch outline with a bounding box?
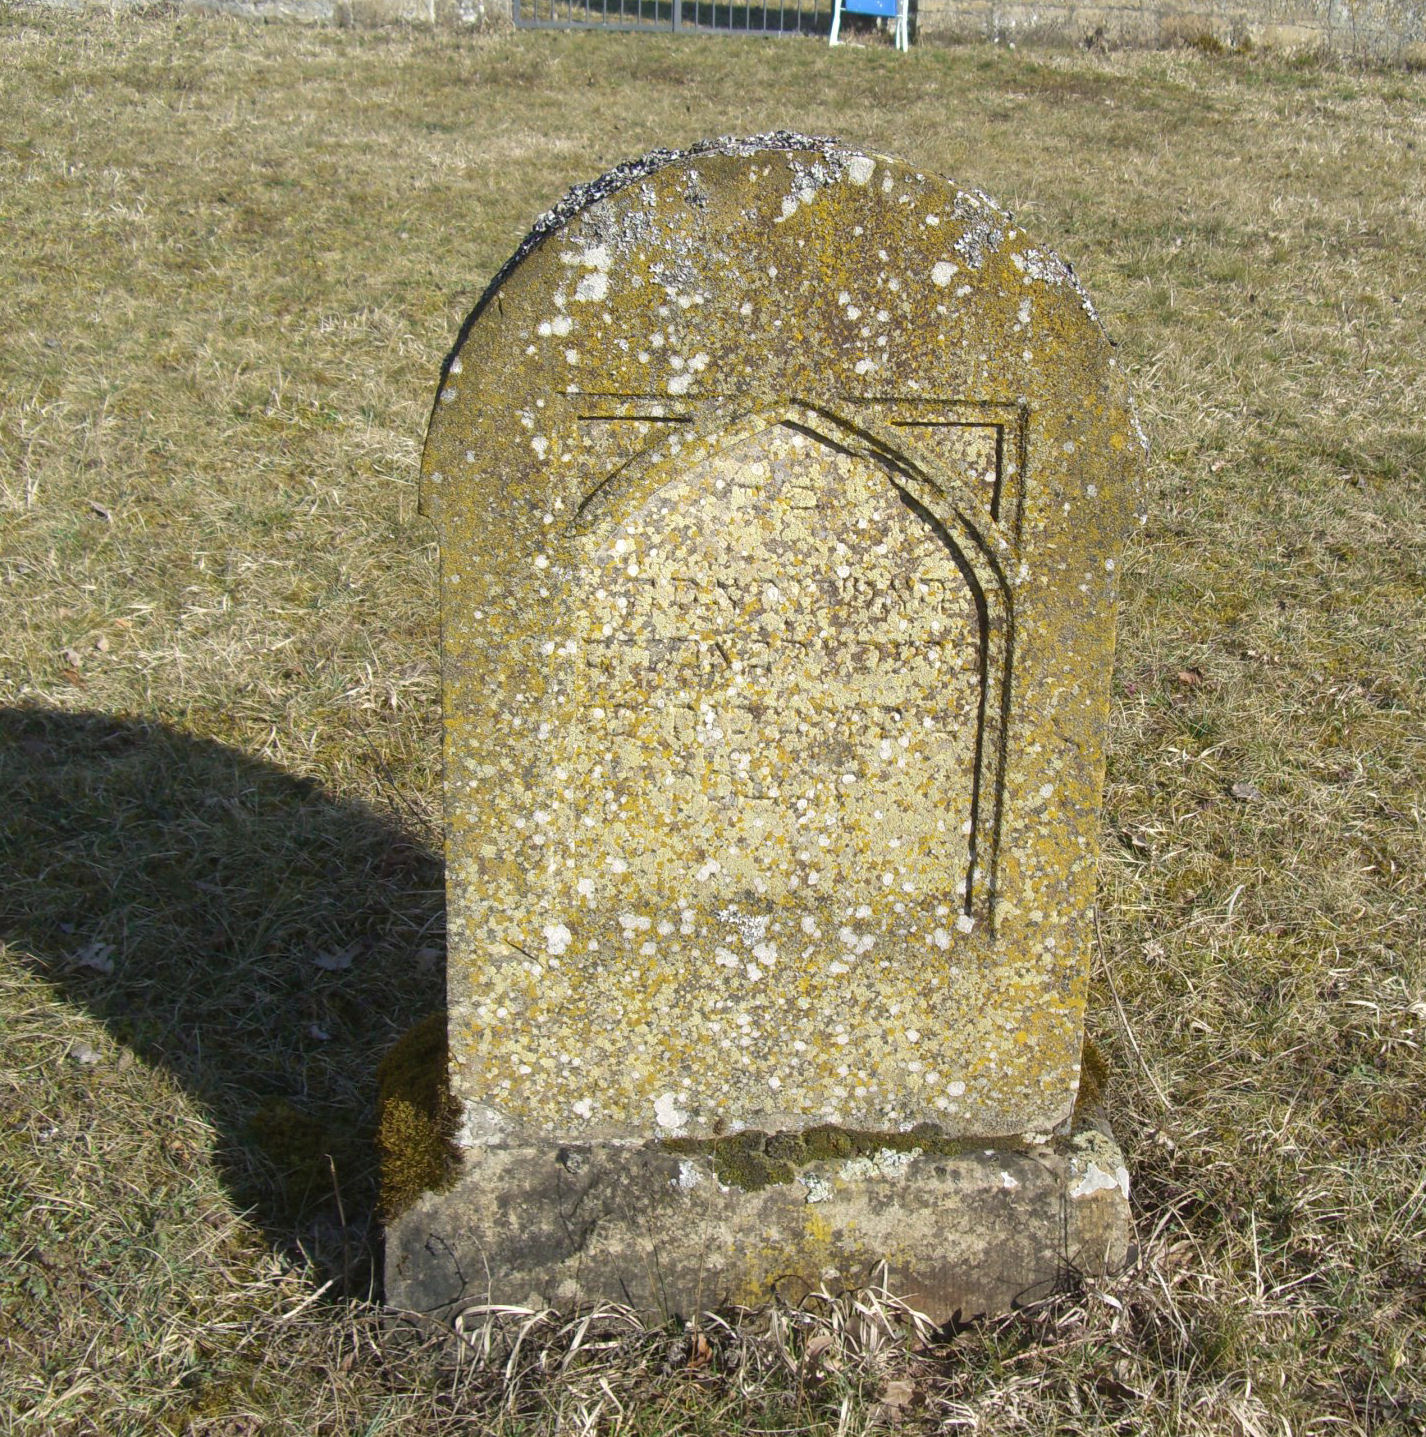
[566,398,1011,923]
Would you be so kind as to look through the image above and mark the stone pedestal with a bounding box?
[387,1123,1129,1323]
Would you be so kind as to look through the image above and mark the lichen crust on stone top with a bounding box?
[421,139,1146,1149]
[436,133,1128,400]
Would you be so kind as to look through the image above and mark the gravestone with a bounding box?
[387,135,1145,1324]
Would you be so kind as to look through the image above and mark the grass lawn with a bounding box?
[1,10,1423,1432]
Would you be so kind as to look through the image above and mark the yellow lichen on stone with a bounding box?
[421,137,1145,1149]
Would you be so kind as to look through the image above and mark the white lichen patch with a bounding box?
[654,1092,688,1130]
[838,1147,921,1182]
[845,155,875,186]
[1068,1130,1131,1200]
[457,1099,511,1148]
[1070,1163,1124,1199]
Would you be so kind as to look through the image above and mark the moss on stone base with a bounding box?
[1074,1035,1111,1117]
[661,1121,1026,1191]
[375,1011,460,1218]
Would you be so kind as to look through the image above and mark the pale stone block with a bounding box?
[388,1126,1133,1323]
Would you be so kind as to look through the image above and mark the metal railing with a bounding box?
[513,0,838,36]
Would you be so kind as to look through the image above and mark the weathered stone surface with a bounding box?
[391,136,1143,1319]
[421,135,1144,1148]
[386,1125,1131,1324]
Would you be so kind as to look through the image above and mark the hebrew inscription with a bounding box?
[473,420,1002,1132]
[547,420,985,905]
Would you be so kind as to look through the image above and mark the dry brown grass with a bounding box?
[1,10,1423,1433]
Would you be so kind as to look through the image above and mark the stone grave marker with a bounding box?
[387,135,1146,1323]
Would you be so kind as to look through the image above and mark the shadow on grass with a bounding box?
[0,704,444,1293]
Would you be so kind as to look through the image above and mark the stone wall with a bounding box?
[31,0,496,25]
[28,0,1423,73]
[236,0,1425,56]
[912,0,1424,59]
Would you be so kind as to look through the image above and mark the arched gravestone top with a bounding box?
[421,137,1146,1147]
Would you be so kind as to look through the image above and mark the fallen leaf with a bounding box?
[314,940,361,972]
[1230,781,1265,802]
[1175,668,1203,687]
[71,941,115,975]
[94,635,110,653]
[686,1331,713,1370]
[61,647,84,669]
[67,1041,103,1066]
[802,1331,839,1377]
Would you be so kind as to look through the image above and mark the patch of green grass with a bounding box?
[1,11,1424,1434]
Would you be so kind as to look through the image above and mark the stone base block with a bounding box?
[385,1126,1130,1326]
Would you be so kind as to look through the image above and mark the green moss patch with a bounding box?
[661,1122,1029,1192]
[1074,1035,1112,1117]
[247,1100,365,1220]
[374,1012,460,1219]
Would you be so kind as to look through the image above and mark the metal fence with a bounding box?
[512,0,838,36]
